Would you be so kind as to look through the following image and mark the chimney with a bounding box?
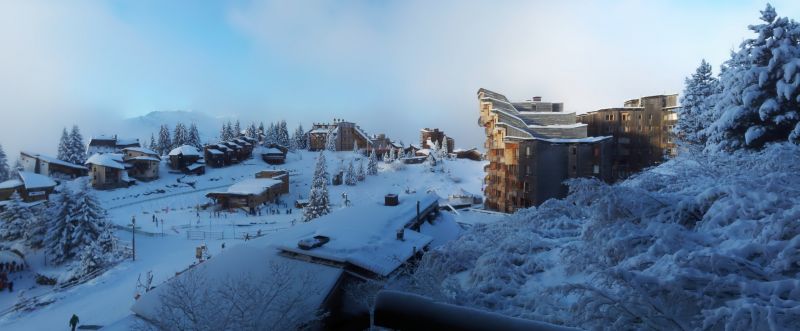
[396,228,405,241]
[533,96,542,102]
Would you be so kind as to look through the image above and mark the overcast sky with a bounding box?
[0,0,797,160]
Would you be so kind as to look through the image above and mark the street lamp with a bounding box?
[131,216,136,261]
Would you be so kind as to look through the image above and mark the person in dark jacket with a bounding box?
[69,314,79,331]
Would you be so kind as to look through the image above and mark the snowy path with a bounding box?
[105,183,230,210]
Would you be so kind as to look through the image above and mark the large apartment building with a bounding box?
[478,88,613,213]
[307,119,373,152]
[577,94,679,180]
[420,128,455,153]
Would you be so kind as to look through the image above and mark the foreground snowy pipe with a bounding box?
[373,290,581,331]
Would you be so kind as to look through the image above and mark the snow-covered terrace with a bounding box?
[275,193,440,277]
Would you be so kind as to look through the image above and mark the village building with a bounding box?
[307,119,373,152]
[261,145,288,165]
[122,147,161,181]
[85,153,134,189]
[168,145,204,174]
[370,133,402,156]
[203,146,226,168]
[478,88,613,212]
[453,148,483,161]
[577,94,679,180]
[0,171,58,202]
[86,135,141,155]
[19,151,88,179]
[206,171,290,211]
[420,128,455,154]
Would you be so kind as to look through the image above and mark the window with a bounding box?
[593,165,600,174]
[526,146,531,156]
[571,147,577,155]
[526,165,531,175]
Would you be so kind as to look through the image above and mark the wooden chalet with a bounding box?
[168,145,204,174]
[261,146,288,165]
[206,177,287,211]
[87,135,140,155]
[0,171,58,202]
[19,151,88,179]
[204,146,226,168]
[122,147,160,181]
[85,153,134,189]
[453,148,483,161]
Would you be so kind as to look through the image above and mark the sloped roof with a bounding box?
[18,171,57,189]
[168,145,201,156]
[85,153,126,170]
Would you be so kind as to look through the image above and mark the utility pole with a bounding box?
[131,216,136,261]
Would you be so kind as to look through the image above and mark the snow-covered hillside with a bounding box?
[120,110,230,145]
[0,151,490,330]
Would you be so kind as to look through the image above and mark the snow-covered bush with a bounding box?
[404,142,800,330]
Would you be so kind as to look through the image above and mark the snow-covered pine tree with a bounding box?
[258,122,265,142]
[265,122,277,146]
[68,125,87,164]
[705,4,800,151]
[25,204,46,249]
[383,151,390,163]
[245,122,255,140]
[304,151,331,221]
[292,124,306,150]
[325,129,337,152]
[69,183,110,260]
[158,125,172,156]
[219,123,228,142]
[234,120,242,138]
[441,136,449,159]
[57,128,70,162]
[0,192,32,241]
[357,159,365,181]
[676,60,720,146]
[0,144,9,181]
[389,148,396,161]
[225,121,235,140]
[148,134,157,152]
[188,123,202,149]
[46,188,76,264]
[277,120,290,147]
[345,160,357,186]
[367,149,378,175]
[173,123,188,148]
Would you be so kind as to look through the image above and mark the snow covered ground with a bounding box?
[0,150,489,330]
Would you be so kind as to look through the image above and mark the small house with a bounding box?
[87,135,141,155]
[0,171,57,202]
[19,151,88,179]
[206,177,287,211]
[122,147,160,181]
[453,148,483,161]
[204,147,226,168]
[255,170,290,194]
[261,147,286,165]
[168,145,203,172]
[85,153,134,189]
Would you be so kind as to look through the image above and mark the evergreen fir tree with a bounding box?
[304,151,331,221]
[367,149,378,175]
[46,189,76,264]
[292,124,307,150]
[0,144,9,182]
[25,205,46,249]
[0,192,32,241]
[157,125,172,155]
[69,184,109,260]
[389,148,396,161]
[706,4,800,150]
[148,134,157,152]
[325,129,337,152]
[173,123,188,148]
[68,125,86,164]
[258,122,265,142]
[357,159,366,181]
[345,160,357,186]
[676,60,720,146]
[265,122,277,146]
[220,122,228,142]
[57,128,70,162]
[277,120,290,147]
[234,120,242,138]
[441,136,449,158]
[188,123,202,149]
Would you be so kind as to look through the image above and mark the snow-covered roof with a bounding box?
[168,145,201,156]
[0,250,24,265]
[527,123,587,129]
[262,148,284,155]
[206,149,224,155]
[85,153,126,170]
[275,193,439,276]
[214,178,282,196]
[122,147,158,156]
[21,151,88,170]
[18,171,57,190]
[0,179,23,190]
[186,163,204,171]
[127,156,160,162]
[115,138,139,146]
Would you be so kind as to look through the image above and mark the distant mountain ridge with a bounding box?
[120,110,232,146]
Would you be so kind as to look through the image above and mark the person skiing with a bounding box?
[69,314,79,331]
